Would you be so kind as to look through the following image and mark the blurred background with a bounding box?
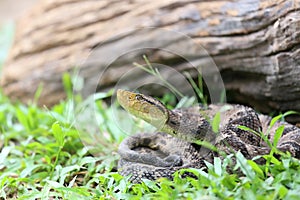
[0,0,299,122]
[0,0,37,73]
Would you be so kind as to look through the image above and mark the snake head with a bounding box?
[117,89,169,129]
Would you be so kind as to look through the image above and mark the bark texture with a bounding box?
[1,0,300,121]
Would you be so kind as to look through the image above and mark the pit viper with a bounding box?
[117,89,300,183]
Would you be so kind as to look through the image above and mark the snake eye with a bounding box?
[135,94,143,101]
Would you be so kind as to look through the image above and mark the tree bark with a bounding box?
[1,0,300,121]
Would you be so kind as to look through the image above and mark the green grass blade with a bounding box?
[52,122,65,148]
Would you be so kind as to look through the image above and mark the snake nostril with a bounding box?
[128,94,136,101]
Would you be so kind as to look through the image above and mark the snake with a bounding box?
[116,89,300,183]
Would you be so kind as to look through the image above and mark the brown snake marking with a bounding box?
[117,90,300,183]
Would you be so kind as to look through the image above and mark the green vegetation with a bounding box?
[1,88,300,199]
[1,24,300,200]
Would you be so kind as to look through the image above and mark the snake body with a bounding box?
[117,90,300,183]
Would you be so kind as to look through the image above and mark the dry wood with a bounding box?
[1,0,300,121]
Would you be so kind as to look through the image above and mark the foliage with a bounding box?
[0,88,300,199]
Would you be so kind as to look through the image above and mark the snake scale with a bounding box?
[117,89,300,183]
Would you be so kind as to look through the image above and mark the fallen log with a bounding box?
[1,0,300,121]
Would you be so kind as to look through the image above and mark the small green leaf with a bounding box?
[60,165,80,176]
[45,180,63,188]
[52,122,65,147]
[93,91,113,100]
[79,156,97,166]
[247,160,264,178]
[237,125,253,132]
[55,186,91,196]
[184,71,207,105]
[282,110,299,117]
[27,106,37,130]
[20,163,42,178]
[221,174,237,190]
[214,157,222,176]
[269,114,283,128]
[238,125,260,136]
[212,112,220,133]
[16,107,30,131]
[235,152,255,180]
[273,125,285,147]
[194,140,218,152]
[62,73,73,99]
[0,146,11,165]
[263,154,281,165]
[277,185,288,199]
[141,179,160,191]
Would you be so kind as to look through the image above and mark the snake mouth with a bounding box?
[116,89,135,110]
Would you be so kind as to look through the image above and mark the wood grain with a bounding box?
[1,0,300,121]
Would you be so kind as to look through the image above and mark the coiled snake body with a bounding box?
[117,90,300,183]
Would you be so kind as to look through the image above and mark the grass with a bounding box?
[1,87,300,199]
[1,25,300,200]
